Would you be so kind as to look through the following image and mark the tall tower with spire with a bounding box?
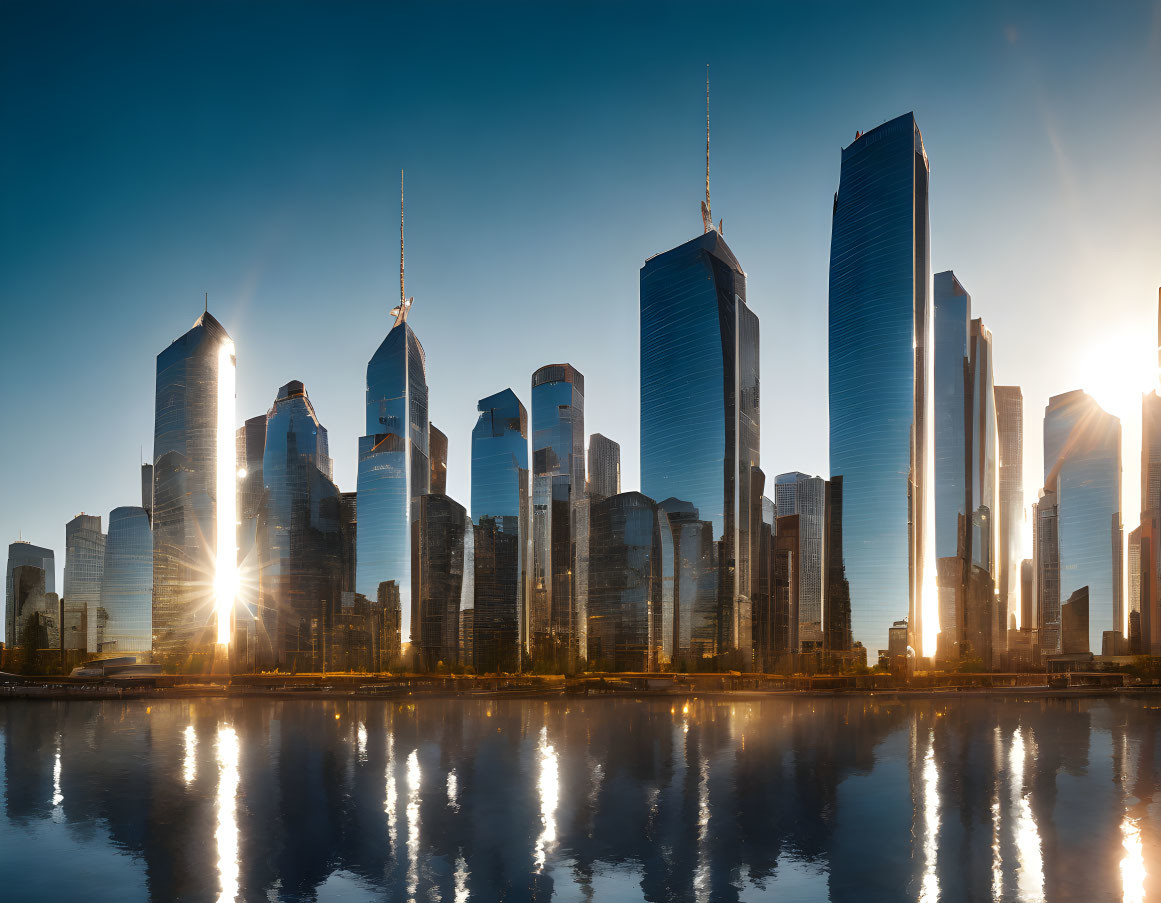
[356,172,430,656]
[639,69,758,663]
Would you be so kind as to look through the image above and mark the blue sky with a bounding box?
[2,0,1160,596]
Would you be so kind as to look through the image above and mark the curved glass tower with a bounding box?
[356,320,429,648]
[100,507,153,653]
[152,310,234,657]
[640,229,759,659]
[828,112,931,659]
[1043,390,1122,653]
[259,380,343,668]
[531,364,584,666]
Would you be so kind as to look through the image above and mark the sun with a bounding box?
[1079,331,1157,424]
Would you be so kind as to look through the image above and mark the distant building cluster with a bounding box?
[5,110,1160,673]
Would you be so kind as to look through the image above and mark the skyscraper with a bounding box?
[640,228,759,661]
[823,476,853,655]
[1033,490,1060,653]
[829,112,931,659]
[657,497,716,665]
[64,513,105,651]
[773,472,825,650]
[1042,390,1122,654]
[967,317,998,665]
[5,542,54,648]
[356,181,429,651]
[140,464,153,520]
[152,309,235,657]
[471,388,529,670]
[587,491,663,672]
[411,493,468,670]
[587,433,621,502]
[995,386,1024,634]
[531,364,585,667]
[99,506,153,653]
[236,413,267,620]
[258,380,343,669]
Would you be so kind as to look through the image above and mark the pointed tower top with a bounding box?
[701,65,712,234]
[204,291,208,314]
[391,169,414,328]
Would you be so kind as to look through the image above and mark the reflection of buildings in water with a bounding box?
[2,698,1158,901]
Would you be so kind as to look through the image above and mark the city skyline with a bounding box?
[3,1,1161,609]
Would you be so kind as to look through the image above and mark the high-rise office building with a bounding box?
[657,497,716,665]
[968,317,999,664]
[587,491,663,672]
[1033,490,1060,653]
[828,112,931,659]
[99,506,153,653]
[1042,390,1122,654]
[471,388,529,670]
[531,364,585,667]
[258,380,344,669]
[236,413,267,620]
[429,424,448,496]
[823,476,853,655]
[64,514,105,652]
[152,309,235,657]
[140,464,153,520]
[8,564,57,650]
[356,207,430,650]
[773,472,825,650]
[587,433,621,502]
[995,386,1024,634]
[640,229,759,661]
[5,542,55,648]
[411,493,467,670]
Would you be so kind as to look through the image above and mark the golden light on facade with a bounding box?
[215,340,238,646]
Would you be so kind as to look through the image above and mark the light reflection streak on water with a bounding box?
[51,734,63,818]
[215,724,240,903]
[693,756,710,903]
[1009,727,1044,902]
[1119,732,1146,903]
[918,729,939,903]
[357,722,367,763]
[183,725,197,784]
[406,749,420,901]
[384,733,397,848]
[454,853,469,903]
[534,726,558,872]
[991,727,1003,901]
[447,770,458,810]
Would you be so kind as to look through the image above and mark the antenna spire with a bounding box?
[701,65,715,234]
[391,169,414,328]
[204,291,208,314]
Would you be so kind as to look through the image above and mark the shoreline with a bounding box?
[2,676,1159,703]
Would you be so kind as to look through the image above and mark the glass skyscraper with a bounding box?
[411,493,468,670]
[152,309,234,657]
[64,513,105,652]
[995,385,1024,633]
[356,316,429,650]
[5,542,54,648]
[828,112,931,659]
[429,424,448,496]
[258,380,343,669]
[99,506,153,653]
[773,472,825,650]
[471,388,529,670]
[587,491,663,672]
[531,364,585,667]
[640,229,759,661]
[586,433,621,502]
[1042,390,1122,654]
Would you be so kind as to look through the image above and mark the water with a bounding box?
[0,696,1157,902]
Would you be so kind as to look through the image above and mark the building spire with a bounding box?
[204,291,208,314]
[701,65,712,233]
[391,169,413,328]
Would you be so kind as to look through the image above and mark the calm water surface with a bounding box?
[0,696,1158,902]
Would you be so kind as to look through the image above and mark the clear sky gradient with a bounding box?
[3,1,1160,600]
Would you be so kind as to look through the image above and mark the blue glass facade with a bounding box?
[356,322,429,648]
[828,112,931,658]
[258,380,343,668]
[64,513,105,652]
[471,388,529,666]
[152,310,233,656]
[640,229,759,659]
[531,364,584,666]
[100,507,153,653]
[1043,391,1122,653]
